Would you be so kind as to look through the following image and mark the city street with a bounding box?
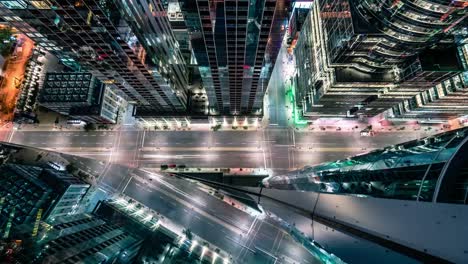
[0,141,321,263]
[0,34,34,121]
[7,128,435,175]
[123,170,320,263]
[265,44,289,127]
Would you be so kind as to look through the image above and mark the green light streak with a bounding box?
[286,82,308,126]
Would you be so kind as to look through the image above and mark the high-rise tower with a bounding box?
[0,0,189,114]
[181,0,291,115]
[292,0,466,118]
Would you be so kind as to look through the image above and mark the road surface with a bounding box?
[8,128,434,176]
[123,169,320,263]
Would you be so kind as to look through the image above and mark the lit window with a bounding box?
[0,0,27,9]
[30,0,51,9]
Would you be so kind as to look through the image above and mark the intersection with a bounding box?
[8,128,434,175]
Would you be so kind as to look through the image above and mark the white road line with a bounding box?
[262,129,267,169]
[141,129,146,148]
[7,129,16,143]
[122,176,133,192]
[291,129,296,147]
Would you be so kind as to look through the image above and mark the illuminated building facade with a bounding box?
[38,72,127,123]
[293,0,467,118]
[0,0,188,115]
[389,40,468,121]
[181,0,291,115]
[36,213,143,263]
[0,164,89,234]
[320,0,466,77]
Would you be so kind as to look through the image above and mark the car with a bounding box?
[168,164,177,168]
[360,125,375,137]
[67,119,84,125]
[360,130,375,137]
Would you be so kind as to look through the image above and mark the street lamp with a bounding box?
[233,117,238,127]
[189,240,197,252]
[253,118,259,127]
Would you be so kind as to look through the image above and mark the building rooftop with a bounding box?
[38,72,96,103]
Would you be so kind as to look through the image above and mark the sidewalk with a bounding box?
[296,124,456,134]
[11,120,458,137]
[11,106,462,134]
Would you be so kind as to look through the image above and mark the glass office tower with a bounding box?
[292,0,466,118]
[181,0,291,115]
[263,127,468,203]
[0,0,188,114]
[320,0,466,77]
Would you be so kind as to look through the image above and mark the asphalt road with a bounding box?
[0,141,320,263]
[9,128,434,176]
[124,171,320,263]
[266,45,289,127]
[68,157,321,264]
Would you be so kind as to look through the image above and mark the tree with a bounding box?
[35,154,42,161]
[184,228,193,240]
[211,124,221,131]
[83,123,96,131]
[65,163,78,174]
[0,27,13,57]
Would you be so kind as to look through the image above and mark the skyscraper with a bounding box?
[389,71,468,121]
[292,0,466,118]
[259,127,468,263]
[181,0,291,115]
[0,0,188,115]
[37,213,143,264]
[0,164,89,235]
[320,0,466,78]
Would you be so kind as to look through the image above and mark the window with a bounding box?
[0,0,27,9]
[30,0,51,9]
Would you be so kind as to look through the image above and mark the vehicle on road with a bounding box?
[67,119,84,125]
